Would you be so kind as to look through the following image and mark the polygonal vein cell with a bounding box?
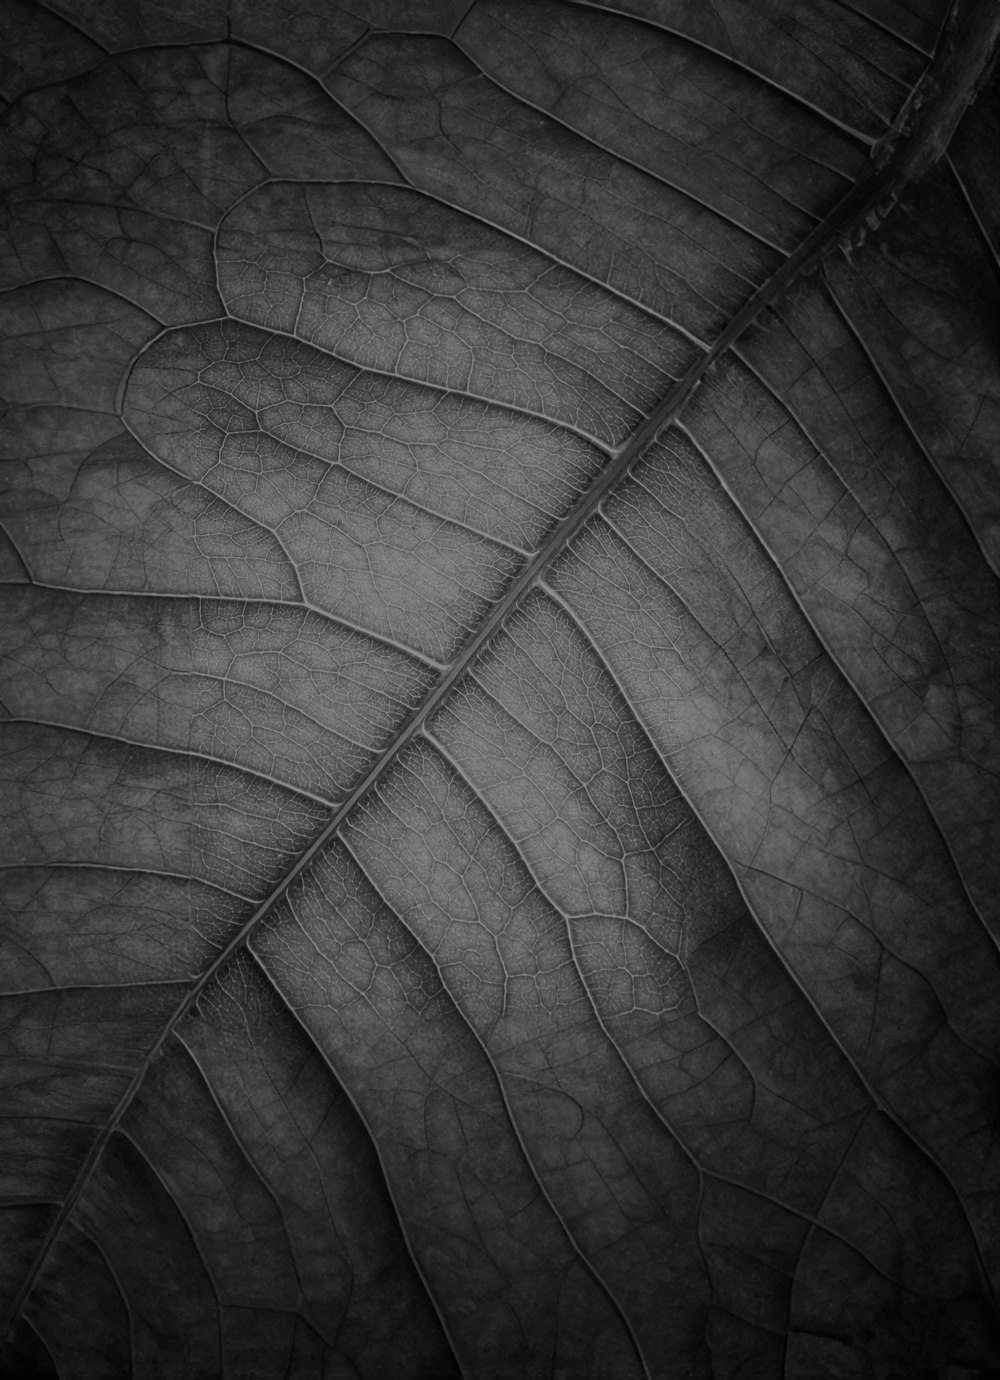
[123,319,612,662]
[217,181,701,447]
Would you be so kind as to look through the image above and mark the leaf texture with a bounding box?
[1,2,999,1376]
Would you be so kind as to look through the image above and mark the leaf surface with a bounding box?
[2,2,999,1376]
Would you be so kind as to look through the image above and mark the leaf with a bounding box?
[1,1,998,1376]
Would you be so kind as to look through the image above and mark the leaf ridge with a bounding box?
[668,416,997,944]
[552,0,885,140]
[946,153,1000,269]
[334,827,656,1374]
[0,861,255,900]
[214,278,641,448]
[245,901,646,1380]
[820,263,1000,577]
[448,34,796,254]
[532,573,993,1274]
[18,583,448,672]
[416,723,921,1290]
[1,719,341,808]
